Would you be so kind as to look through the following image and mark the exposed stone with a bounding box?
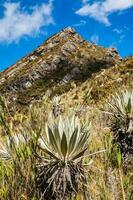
[61,42,77,53]
[46,42,57,50]
[29,55,37,61]
[52,56,61,65]
[24,81,32,89]
[117,78,123,83]
[63,27,76,34]
[0,26,122,106]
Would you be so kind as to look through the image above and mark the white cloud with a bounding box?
[82,0,89,4]
[113,28,123,34]
[76,0,133,26]
[119,34,125,43]
[90,34,99,44]
[73,20,86,27]
[113,26,129,43]
[0,1,54,43]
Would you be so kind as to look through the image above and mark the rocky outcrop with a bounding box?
[0,27,121,105]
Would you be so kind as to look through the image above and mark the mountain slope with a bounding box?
[60,56,133,110]
[0,27,122,107]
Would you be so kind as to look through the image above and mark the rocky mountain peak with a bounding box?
[63,26,76,33]
[43,26,85,47]
[0,27,122,106]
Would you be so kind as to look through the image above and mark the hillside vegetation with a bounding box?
[0,27,132,200]
[0,27,121,109]
[0,90,133,200]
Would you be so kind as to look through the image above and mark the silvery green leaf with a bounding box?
[61,132,68,159]
[40,146,59,160]
[71,147,88,161]
[68,127,78,155]
[54,124,61,152]
[58,116,63,138]
[48,126,60,153]
[0,149,11,160]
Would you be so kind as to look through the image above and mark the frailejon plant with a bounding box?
[0,130,36,200]
[0,97,37,199]
[0,133,28,160]
[0,96,106,200]
[105,90,133,167]
[36,115,91,200]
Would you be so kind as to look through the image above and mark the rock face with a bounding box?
[0,27,121,105]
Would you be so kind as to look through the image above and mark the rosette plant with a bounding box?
[0,133,27,161]
[36,115,91,200]
[105,90,133,165]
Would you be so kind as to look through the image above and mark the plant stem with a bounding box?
[118,168,126,200]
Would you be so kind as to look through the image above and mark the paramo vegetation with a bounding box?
[0,27,132,200]
[0,89,133,200]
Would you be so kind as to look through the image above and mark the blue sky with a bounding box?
[0,0,133,71]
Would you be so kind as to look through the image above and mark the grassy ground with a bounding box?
[0,93,132,200]
[0,56,133,200]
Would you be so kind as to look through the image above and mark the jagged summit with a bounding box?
[0,27,122,106]
[57,26,77,34]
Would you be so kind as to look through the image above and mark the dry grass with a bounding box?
[0,92,132,200]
